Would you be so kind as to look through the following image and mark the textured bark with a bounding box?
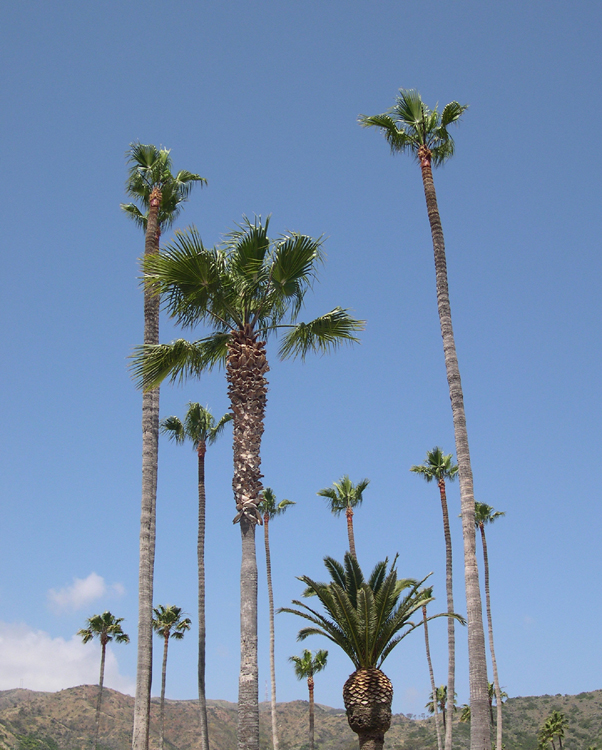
[263,515,279,750]
[438,477,455,750]
[423,607,443,750]
[346,507,357,559]
[197,441,210,750]
[307,676,315,750]
[133,186,162,750]
[419,148,490,750]
[343,668,392,750]
[159,634,169,750]
[95,638,107,750]
[480,524,503,750]
[227,330,269,750]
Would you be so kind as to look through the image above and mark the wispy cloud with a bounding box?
[47,572,125,613]
[0,621,134,694]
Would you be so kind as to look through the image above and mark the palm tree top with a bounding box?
[77,611,130,645]
[474,502,505,528]
[317,475,370,516]
[152,604,192,641]
[289,649,328,680]
[160,402,232,448]
[410,447,458,484]
[259,487,295,520]
[358,89,468,167]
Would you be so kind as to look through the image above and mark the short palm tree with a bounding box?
[78,611,129,750]
[258,488,295,750]
[289,649,328,750]
[474,502,506,750]
[122,143,205,750]
[161,404,231,750]
[538,710,568,750]
[426,685,456,730]
[280,552,463,750]
[360,91,490,750]
[317,475,370,559]
[133,215,363,750]
[152,605,191,750]
[411,447,458,749]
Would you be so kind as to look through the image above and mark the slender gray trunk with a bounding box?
[160,634,169,750]
[197,443,210,750]
[264,516,279,750]
[480,525,503,750]
[346,507,357,559]
[438,478,455,750]
[308,676,315,750]
[423,607,443,750]
[95,641,107,750]
[419,150,490,750]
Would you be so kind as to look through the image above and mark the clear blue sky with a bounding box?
[1,0,601,717]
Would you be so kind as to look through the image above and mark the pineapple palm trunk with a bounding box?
[419,149,490,750]
[438,477,456,750]
[423,607,443,750]
[480,525,503,750]
[263,515,280,750]
[346,507,357,559]
[308,675,315,750]
[227,330,269,750]
[160,634,169,750]
[343,668,393,750]
[133,186,162,750]
[95,639,107,750]
[197,441,210,750]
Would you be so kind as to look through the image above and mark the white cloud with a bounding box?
[47,572,125,613]
[0,621,134,694]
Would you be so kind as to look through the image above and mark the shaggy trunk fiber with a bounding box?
[343,668,393,750]
[346,506,357,559]
[227,329,269,750]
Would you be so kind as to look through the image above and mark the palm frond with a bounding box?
[160,415,186,444]
[277,308,364,360]
[120,203,148,230]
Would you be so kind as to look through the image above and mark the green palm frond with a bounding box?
[277,308,364,360]
[259,488,296,520]
[317,475,370,517]
[120,203,148,230]
[410,447,458,483]
[289,649,328,680]
[474,502,505,527]
[160,415,186,444]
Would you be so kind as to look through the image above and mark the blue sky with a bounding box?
[1,0,601,717]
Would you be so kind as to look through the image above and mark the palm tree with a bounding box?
[411,447,458,750]
[280,552,464,750]
[538,710,568,750]
[317,475,370,559]
[289,649,328,750]
[161,404,231,750]
[152,605,192,750]
[422,606,443,750]
[474,502,506,749]
[78,611,129,750]
[122,143,205,750]
[426,686,457,730]
[133,215,363,750]
[258,488,295,750]
[459,683,508,726]
[360,90,490,750]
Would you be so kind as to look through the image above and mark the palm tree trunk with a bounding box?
[197,441,210,750]
[345,506,357,559]
[95,640,107,750]
[307,675,315,750]
[438,477,455,750]
[227,331,269,750]
[419,148,490,750]
[480,525,503,750]
[263,515,279,750]
[423,606,443,750]
[133,186,162,750]
[160,634,169,750]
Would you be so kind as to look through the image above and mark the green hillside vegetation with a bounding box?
[1,687,602,750]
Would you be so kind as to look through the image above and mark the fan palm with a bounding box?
[317,475,370,559]
[78,611,129,750]
[161,404,231,750]
[360,90,490,750]
[258,488,295,750]
[133,215,363,750]
[411,447,458,748]
[426,685,457,730]
[474,502,506,750]
[152,605,191,750]
[280,552,463,750]
[122,143,205,750]
[289,649,328,750]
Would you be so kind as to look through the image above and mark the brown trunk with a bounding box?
[346,506,357,559]
[308,675,315,750]
[227,330,269,750]
[343,668,392,750]
[197,440,210,750]
[419,149,490,750]
[133,186,161,750]
[264,515,279,750]
[423,606,443,750]
[438,477,455,750]
[160,633,169,750]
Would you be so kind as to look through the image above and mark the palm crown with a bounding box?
[358,89,468,167]
[161,403,232,449]
[317,475,370,516]
[289,649,328,680]
[410,447,458,484]
[259,487,295,521]
[78,611,130,646]
[474,502,505,528]
[152,605,192,641]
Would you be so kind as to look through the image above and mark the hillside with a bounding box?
[1,686,601,750]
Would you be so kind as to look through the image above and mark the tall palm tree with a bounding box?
[122,143,205,750]
[360,90,491,750]
[422,605,443,750]
[289,649,328,750]
[160,404,231,750]
[133,216,363,750]
[411,447,458,750]
[152,605,192,750]
[78,611,130,750]
[317,475,370,559]
[258,488,295,750]
[281,552,463,750]
[474,502,505,750]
